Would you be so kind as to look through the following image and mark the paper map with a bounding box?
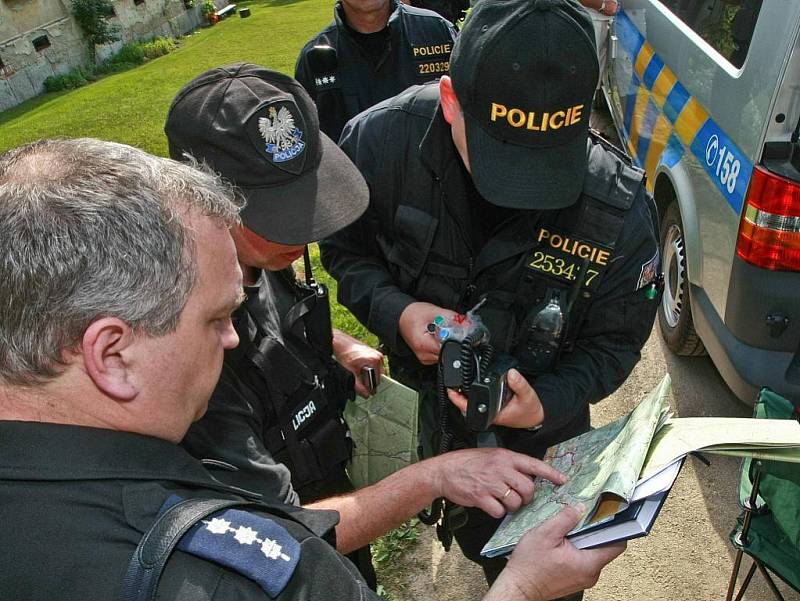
[344,375,419,489]
[482,376,672,557]
[482,374,800,558]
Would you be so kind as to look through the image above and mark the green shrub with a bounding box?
[43,67,89,93]
[40,37,178,94]
[140,37,178,60]
[107,42,146,67]
[71,0,119,63]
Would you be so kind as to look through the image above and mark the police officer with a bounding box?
[320,0,660,588]
[0,137,375,600]
[164,64,579,587]
[294,0,456,141]
[165,65,385,584]
[0,137,625,601]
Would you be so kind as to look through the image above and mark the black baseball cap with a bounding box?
[165,63,368,245]
[450,0,599,210]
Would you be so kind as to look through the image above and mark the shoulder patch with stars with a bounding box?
[160,496,301,597]
[313,73,339,91]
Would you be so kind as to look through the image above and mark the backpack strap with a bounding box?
[119,498,265,601]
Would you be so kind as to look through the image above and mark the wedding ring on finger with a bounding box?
[502,487,513,499]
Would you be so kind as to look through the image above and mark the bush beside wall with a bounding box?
[42,37,179,93]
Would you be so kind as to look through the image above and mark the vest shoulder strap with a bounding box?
[565,138,645,248]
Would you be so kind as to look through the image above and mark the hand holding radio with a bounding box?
[432,299,527,432]
[447,368,545,429]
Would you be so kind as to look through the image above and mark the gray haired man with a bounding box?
[0,137,624,601]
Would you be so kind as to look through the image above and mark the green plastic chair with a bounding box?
[725,389,800,601]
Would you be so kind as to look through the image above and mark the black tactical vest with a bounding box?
[238,269,354,492]
[388,130,647,381]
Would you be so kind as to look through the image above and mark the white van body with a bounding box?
[602,1,800,404]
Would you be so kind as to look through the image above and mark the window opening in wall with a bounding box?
[0,56,13,78]
[133,0,145,5]
[32,35,51,52]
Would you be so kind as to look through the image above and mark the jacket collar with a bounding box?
[418,101,460,181]
[0,420,261,499]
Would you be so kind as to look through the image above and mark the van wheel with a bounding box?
[658,202,706,356]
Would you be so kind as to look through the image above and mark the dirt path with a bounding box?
[380,328,800,601]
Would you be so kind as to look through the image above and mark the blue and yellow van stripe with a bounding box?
[614,11,753,215]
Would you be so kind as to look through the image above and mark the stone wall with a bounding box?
[0,0,202,112]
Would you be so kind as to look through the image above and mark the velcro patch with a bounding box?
[161,496,300,597]
[527,227,613,289]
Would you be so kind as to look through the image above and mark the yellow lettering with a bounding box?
[414,44,452,57]
[507,109,526,127]
[596,249,610,266]
[549,110,565,129]
[491,103,507,122]
[492,103,586,131]
[549,233,563,248]
[577,244,591,259]
[570,104,584,125]
[537,228,550,242]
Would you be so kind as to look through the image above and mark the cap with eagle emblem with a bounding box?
[165,63,368,245]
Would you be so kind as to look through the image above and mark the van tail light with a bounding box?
[736,165,800,271]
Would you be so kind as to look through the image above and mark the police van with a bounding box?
[600,1,800,404]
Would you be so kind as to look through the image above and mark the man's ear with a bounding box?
[439,76,460,125]
[81,318,138,401]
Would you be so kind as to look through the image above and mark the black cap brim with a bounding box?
[239,133,368,245]
[466,117,588,210]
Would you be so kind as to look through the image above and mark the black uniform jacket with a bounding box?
[0,421,378,601]
[182,269,352,504]
[320,84,660,455]
[294,0,456,141]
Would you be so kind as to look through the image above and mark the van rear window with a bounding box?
[660,0,762,68]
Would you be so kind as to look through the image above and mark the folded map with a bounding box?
[481,374,800,557]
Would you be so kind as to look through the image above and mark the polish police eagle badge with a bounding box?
[258,105,305,163]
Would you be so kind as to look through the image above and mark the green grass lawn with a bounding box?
[0,0,379,342]
[0,0,333,155]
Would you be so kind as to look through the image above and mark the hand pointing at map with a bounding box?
[447,369,545,429]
